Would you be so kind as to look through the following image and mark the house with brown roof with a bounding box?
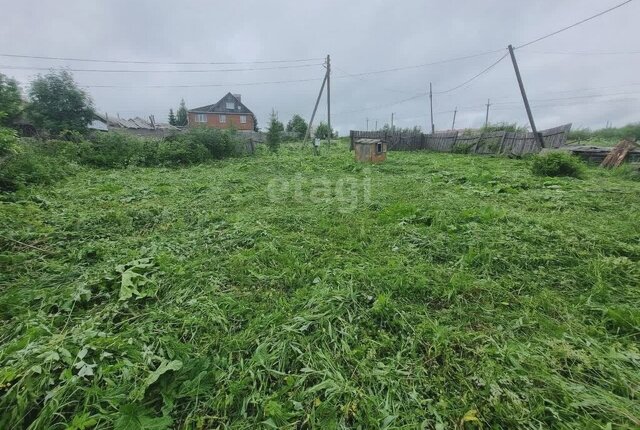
[188,93,255,131]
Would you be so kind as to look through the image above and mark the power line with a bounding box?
[333,65,417,95]
[333,49,505,78]
[79,76,323,89]
[493,90,640,105]
[0,62,324,73]
[515,0,635,49]
[434,52,508,95]
[333,93,426,116]
[524,50,640,56]
[0,53,324,65]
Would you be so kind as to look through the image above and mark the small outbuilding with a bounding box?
[353,138,387,163]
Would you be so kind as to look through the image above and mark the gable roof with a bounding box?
[189,92,254,115]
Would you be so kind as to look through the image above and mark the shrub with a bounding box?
[0,140,78,191]
[0,126,19,158]
[179,127,238,159]
[82,132,144,168]
[157,139,209,166]
[531,151,585,178]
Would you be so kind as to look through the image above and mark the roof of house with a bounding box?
[189,92,253,115]
[93,113,179,130]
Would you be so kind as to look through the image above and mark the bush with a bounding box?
[178,127,238,159]
[0,140,78,191]
[531,151,585,178]
[157,139,209,166]
[82,133,144,168]
[0,126,19,158]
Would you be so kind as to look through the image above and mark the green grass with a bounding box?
[1,143,639,429]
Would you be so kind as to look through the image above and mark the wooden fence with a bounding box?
[350,124,572,156]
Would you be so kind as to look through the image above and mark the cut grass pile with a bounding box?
[1,143,639,429]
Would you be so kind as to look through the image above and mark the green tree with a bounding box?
[0,73,23,128]
[168,108,177,126]
[253,115,259,132]
[286,114,308,139]
[315,121,335,139]
[27,70,94,136]
[176,99,188,126]
[266,109,284,152]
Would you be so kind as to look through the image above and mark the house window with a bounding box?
[240,115,247,124]
[376,142,383,153]
[219,114,226,123]
[225,102,235,110]
[196,114,207,123]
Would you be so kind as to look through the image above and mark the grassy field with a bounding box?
[1,142,639,429]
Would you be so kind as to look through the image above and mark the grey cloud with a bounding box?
[1,0,638,133]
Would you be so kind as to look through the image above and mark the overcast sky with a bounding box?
[1,0,638,134]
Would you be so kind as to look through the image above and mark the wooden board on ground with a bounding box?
[600,140,639,168]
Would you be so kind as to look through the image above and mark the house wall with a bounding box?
[188,112,254,130]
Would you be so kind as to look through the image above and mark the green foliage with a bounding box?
[266,110,283,152]
[1,145,639,428]
[568,123,640,145]
[168,109,177,126]
[0,73,22,127]
[0,139,78,191]
[26,70,95,136]
[253,114,259,132]
[82,132,144,168]
[480,122,528,133]
[315,121,336,139]
[177,127,238,160]
[176,99,188,127]
[531,151,585,178]
[286,114,308,139]
[0,126,19,158]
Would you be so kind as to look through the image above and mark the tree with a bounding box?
[286,114,308,139]
[0,73,22,128]
[27,70,94,136]
[168,108,177,126]
[176,99,188,126]
[266,109,284,152]
[253,115,259,132]
[315,121,336,140]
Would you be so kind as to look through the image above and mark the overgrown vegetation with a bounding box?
[479,122,529,133]
[1,144,638,428]
[0,73,22,127]
[531,151,586,178]
[568,123,640,146]
[0,128,245,191]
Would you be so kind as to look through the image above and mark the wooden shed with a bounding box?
[353,138,387,163]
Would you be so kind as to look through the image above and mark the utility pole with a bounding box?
[451,107,457,130]
[508,45,544,147]
[326,54,331,146]
[366,118,369,131]
[484,99,491,128]
[429,82,435,134]
[391,112,394,130]
[303,59,329,143]
[375,120,378,131]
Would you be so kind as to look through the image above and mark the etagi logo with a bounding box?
[266,169,371,213]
